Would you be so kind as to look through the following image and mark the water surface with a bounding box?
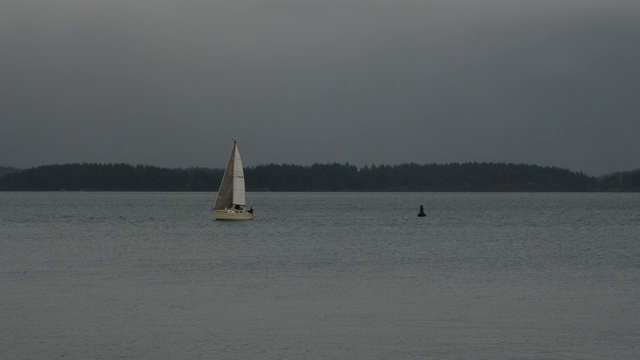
[1,192,639,359]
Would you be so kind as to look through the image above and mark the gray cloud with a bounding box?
[1,0,639,175]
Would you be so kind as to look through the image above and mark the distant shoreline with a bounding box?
[1,163,639,192]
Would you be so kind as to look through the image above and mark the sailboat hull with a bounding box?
[214,209,254,220]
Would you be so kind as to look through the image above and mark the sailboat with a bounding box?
[213,140,254,220]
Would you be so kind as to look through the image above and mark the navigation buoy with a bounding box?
[417,205,426,217]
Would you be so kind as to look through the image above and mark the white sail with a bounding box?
[231,144,246,206]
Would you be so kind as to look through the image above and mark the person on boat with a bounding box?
[234,204,242,210]
[248,207,253,214]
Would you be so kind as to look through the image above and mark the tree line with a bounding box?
[0,162,638,191]
[0,166,20,179]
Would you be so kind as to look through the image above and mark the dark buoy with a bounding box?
[417,205,426,217]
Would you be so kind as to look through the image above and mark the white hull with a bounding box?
[214,209,254,220]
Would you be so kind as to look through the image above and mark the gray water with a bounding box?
[1,192,639,359]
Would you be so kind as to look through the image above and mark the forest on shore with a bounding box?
[1,163,639,192]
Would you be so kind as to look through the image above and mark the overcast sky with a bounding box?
[1,0,639,175]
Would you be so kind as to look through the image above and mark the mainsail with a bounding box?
[214,141,246,210]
